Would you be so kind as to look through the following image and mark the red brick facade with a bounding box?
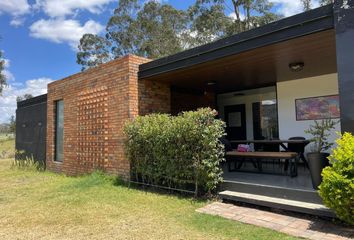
[46,55,163,178]
[46,54,212,178]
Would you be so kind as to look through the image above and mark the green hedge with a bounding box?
[319,132,354,225]
[124,108,226,196]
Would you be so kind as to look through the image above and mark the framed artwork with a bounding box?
[295,95,340,121]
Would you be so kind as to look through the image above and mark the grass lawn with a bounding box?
[0,137,15,159]
[0,158,300,240]
[0,138,15,153]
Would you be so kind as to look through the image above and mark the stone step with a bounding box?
[221,180,323,204]
[219,190,336,218]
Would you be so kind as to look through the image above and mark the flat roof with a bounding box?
[138,4,334,80]
[17,94,47,108]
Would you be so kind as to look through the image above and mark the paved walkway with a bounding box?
[197,202,354,240]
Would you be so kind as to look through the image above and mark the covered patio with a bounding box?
[139,6,338,185]
[138,3,354,216]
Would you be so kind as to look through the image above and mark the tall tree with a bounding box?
[187,0,281,46]
[77,0,189,70]
[188,1,232,47]
[301,0,312,11]
[77,0,281,70]
[77,34,112,71]
[0,50,6,95]
[9,115,16,135]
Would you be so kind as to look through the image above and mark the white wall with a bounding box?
[277,73,341,152]
[217,87,276,140]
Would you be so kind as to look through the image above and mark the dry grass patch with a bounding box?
[0,138,15,159]
[0,159,299,240]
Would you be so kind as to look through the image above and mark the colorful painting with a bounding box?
[295,95,340,121]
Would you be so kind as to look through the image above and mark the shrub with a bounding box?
[124,108,225,197]
[319,132,354,225]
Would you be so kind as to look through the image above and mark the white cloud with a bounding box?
[34,0,115,18]
[29,19,104,49]
[10,17,26,27]
[0,0,31,26]
[270,0,320,17]
[0,78,53,123]
[0,0,30,15]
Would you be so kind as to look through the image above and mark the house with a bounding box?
[16,1,353,216]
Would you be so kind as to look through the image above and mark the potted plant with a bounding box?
[305,119,337,189]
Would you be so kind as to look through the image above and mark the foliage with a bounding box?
[77,34,112,71]
[191,0,281,44]
[77,0,281,70]
[12,153,45,171]
[16,93,33,102]
[78,0,189,70]
[9,115,16,135]
[124,108,226,197]
[187,1,233,47]
[320,0,334,5]
[301,0,312,11]
[301,0,334,11]
[304,119,338,153]
[319,132,354,225]
[0,50,6,95]
[13,149,46,171]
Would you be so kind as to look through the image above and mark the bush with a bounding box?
[124,108,225,197]
[319,132,354,225]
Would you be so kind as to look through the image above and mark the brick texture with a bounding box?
[171,89,215,115]
[46,55,150,178]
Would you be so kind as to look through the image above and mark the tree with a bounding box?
[77,34,112,71]
[77,0,189,70]
[16,94,33,102]
[189,0,281,42]
[302,0,333,11]
[301,0,312,11]
[9,115,16,135]
[77,0,281,70]
[187,1,232,47]
[0,50,6,95]
[320,0,334,5]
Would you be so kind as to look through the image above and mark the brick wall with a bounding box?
[171,88,215,115]
[138,79,171,115]
[46,55,150,178]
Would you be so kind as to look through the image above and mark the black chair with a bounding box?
[285,137,308,170]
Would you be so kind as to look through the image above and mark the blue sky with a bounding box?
[0,0,319,123]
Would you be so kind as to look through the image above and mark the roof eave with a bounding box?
[138,4,334,79]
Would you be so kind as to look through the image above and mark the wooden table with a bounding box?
[225,151,300,177]
[230,139,310,151]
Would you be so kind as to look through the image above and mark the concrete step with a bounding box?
[219,190,336,218]
[221,180,323,204]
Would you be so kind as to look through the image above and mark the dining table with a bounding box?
[229,139,311,151]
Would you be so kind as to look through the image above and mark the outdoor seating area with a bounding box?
[225,138,310,177]
[226,151,299,177]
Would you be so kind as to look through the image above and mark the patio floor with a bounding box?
[197,202,354,240]
[222,162,314,191]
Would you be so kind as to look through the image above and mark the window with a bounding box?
[55,100,64,162]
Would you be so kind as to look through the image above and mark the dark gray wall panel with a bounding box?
[16,94,47,164]
[334,0,354,133]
